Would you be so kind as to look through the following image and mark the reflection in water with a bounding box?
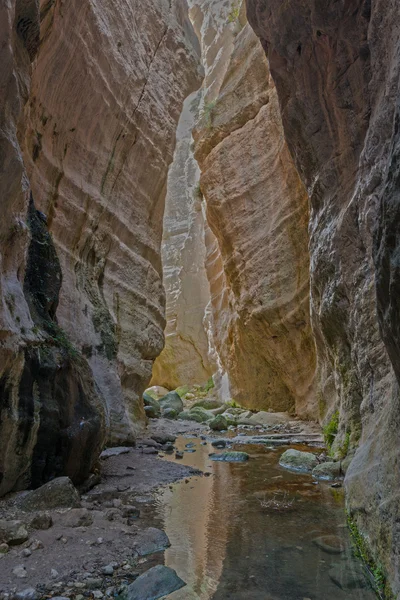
[154,437,377,600]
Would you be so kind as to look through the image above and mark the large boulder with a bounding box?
[0,520,29,546]
[159,392,184,415]
[19,477,81,511]
[279,449,318,473]
[312,461,342,480]
[123,565,186,600]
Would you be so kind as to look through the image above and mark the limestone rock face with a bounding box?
[246,0,400,593]
[151,91,216,390]
[192,3,316,415]
[0,0,200,494]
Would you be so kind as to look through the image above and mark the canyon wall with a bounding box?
[192,0,317,415]
[246,0,400,594]
[0,0,200,495]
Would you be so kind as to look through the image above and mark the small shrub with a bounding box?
[201,99,217,129]
[323,410,339,452]
[228,1,240,23]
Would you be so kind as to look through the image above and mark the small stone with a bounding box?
[29,513,53,530]
[97,537,104,544]
[175,451,184,459]
[85,578,103,589]
[123,564,131,571]
[51,568,59,579]
[13,565,27,579]
[14,588,37,600]
[21,548,32,557]
[30,539,44,550]
[211,439,227,448]
[61,537,68,544]
[113,499,122,508]
[102,565,114,576]
[93,592,103,599]
[122,506,140,519]
[0,543,9,554]
[62,508,93,528]
[209,451,249,462]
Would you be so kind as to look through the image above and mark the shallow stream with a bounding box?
[151,436,377,600]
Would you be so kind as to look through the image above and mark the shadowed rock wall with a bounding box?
[246,0,400,593]
[0,0,200,494]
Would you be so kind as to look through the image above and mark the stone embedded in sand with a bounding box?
[13,565,28,578]
[329,563,368,590]
[0,520,29,546]
[100,447,132,459]
[151,434,176,445]
[209,452,249,462]
[29,513,53,531]
[132,527,171,557]
[312,462,342,481]
[313,535,346,554]
[279,449,318,473]
[62,508,93,528]
[159,392,184,415]
[19,477,81,511]
[14,589,38,600]
[124,565,186,600]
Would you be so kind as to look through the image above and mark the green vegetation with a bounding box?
[201,99,217,129]
[175,385,190,398]
[323,410,339,453]
[347,513,394,599]
[201,376,215,393]
[227,1,240,23]
[226,399,240,408]
[338,431,350,459]
[44,320,80,360]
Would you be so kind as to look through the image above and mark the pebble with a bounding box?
[0,543,9,554]
[51,568,59,579]
[93,592,103,599]
[12,565,27,579]
[30,539,44,550]
[21,549,32,558]
[175,451,184,459]
[14,588,37,600]
[102,565,114,576]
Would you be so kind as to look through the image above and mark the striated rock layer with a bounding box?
[192,1,317,415]
[0,0,200,495]
[247,0,400,593]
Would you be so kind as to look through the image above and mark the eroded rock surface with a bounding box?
[0,0,201,495]
[192,2,316,414]
[246,0,400,593]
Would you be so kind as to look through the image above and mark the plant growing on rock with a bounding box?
[323,410,339,453]
[201,99,217,129]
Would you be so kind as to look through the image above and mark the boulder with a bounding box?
[192,398,221,410]
[100,447,132,459]
[19,477,81,511]
[163,408,178,420]
[132,527,170,557]
[209,415,228,431]
[0,520,29,546]
[151,434,176,445]
[312,461,342,480]
[279,449,318,473]
[247,411,292,426]
[124,565,185,600]
[159,392,184,415]
[145,386,170,399]
[29,512,53,530]
[144,405,160,419]
[211,439,227,448]
[143,393,161,418]
[209,451,249,462]
[178,407,213,423]
[61,508,93,528]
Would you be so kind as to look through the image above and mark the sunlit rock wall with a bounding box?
[246,0,400,593]
[192,0,317,415]
[0,0,200,494]
[150,91,217,391]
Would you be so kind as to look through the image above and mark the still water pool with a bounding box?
[152,436,377,600]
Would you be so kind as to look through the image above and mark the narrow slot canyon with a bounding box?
[0,1,399,599]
